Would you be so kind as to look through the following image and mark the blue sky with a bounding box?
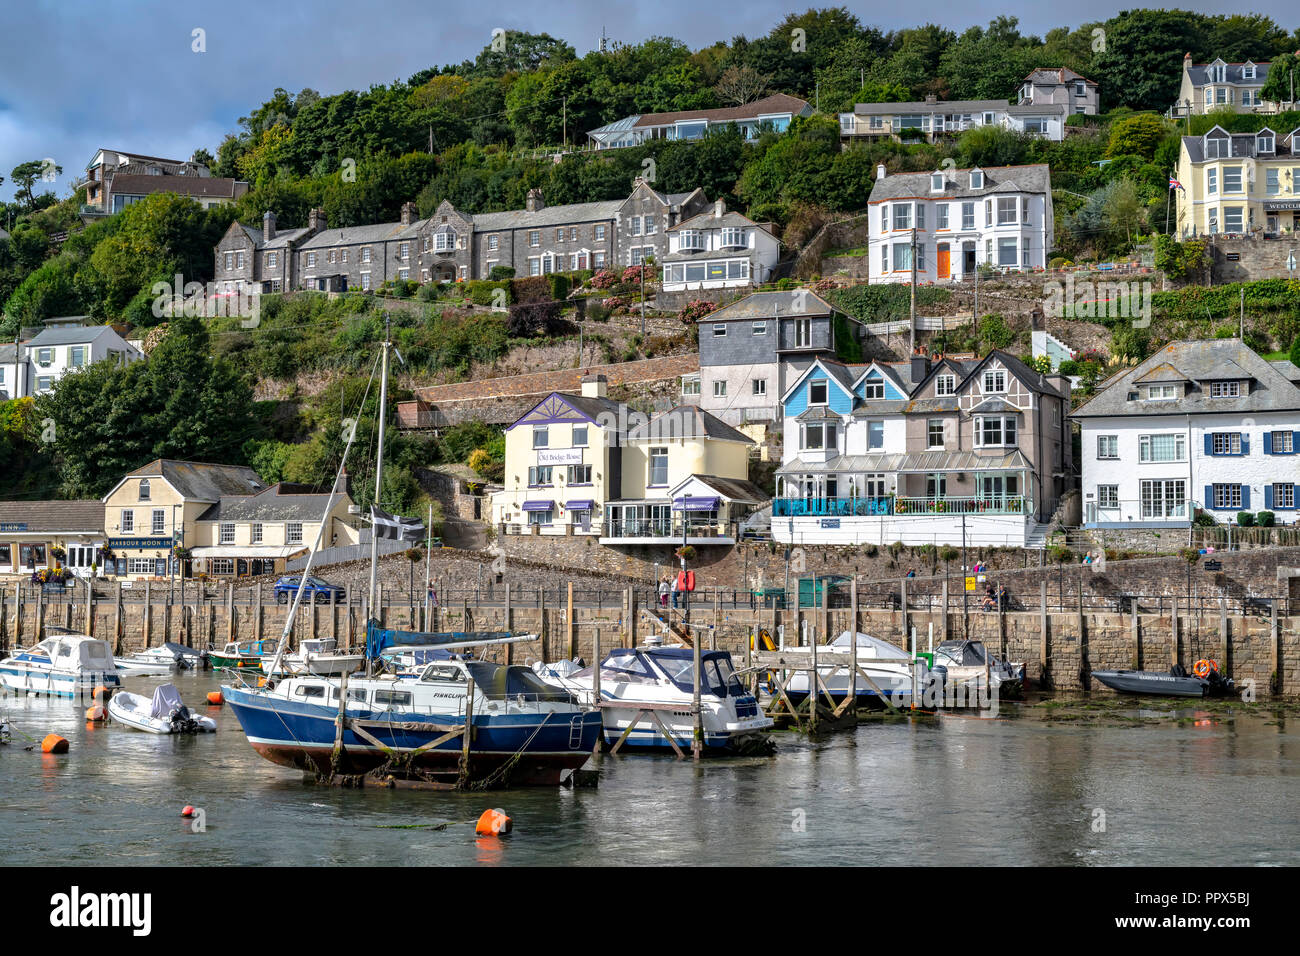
[2,1,1296,203]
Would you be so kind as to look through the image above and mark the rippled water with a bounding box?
[2,670,1297,866]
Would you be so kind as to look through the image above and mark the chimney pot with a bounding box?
[581,374,608,399]
[876,163,887,180]
[714,199,726,217]
[263,210,276,242]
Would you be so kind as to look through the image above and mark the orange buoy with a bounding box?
[475,808,512,836]
[181,806,195,818]
[206,691,224,706]
[93,685,110,700]
[41,734,69,754]
[85,704,106,721]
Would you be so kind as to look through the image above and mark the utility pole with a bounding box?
[562,97,567,148]
[1239,286,1245,339]
[909,227,917,352]
[973,257,980,331]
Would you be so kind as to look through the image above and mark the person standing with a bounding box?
[671,573,680,610]
[658,576,670,607]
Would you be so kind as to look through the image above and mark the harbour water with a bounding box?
[3,670,1298,866]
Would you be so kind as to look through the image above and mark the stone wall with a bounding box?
[1208,235,1300,284]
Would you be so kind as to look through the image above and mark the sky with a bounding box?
[2,0,1298,203]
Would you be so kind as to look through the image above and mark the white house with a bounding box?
[660,201,780,293]
[587,93,812,149]
[1018,68,1100,115]
[1073,340,1300,527]
[1171,54,1275,117]
[14,321,144,398]
[839,97,1069,142]
[867,163,1053,284]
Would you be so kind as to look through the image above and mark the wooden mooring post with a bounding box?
[143,581,152,649]
[1171,595,1180,668]
[1038,579,1048,688]
[566,582,575,661]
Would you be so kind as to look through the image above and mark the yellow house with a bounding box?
[492,375,624,536]
[1176,127,1300,238]
[601,405,767,546]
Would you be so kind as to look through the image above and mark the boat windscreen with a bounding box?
[464,661,576,702]
[651,654,742,698]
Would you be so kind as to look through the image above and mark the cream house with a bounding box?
[1176,126,1300,238]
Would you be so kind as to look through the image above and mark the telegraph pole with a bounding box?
[909,227,917,352]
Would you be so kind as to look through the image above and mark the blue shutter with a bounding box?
[1204,434,1213,456]
[1241,485,1250,509]
[1265,484,1274,509]
[1264,431,1273,454]
[1294,485,1300,510]
[1204,484,1214,509]
[1294,432,1300,455]
[1240,433,1249,455]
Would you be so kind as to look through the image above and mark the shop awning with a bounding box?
[565,499,594,510]
[673,496,720,511]
[521,500,555,512]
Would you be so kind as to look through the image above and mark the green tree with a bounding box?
[1105,114,1169,160]
[1261,51,1300,108]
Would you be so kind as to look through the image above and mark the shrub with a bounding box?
[979,314,1015,350]
[510,276,551,304]
[415,283,438,302]
[1192,512,1217,527]
[507,299,562,337]
[620,265,652,285]
[467,280,512,307]
[488,265,515,281]
[585,301,611,322]
[1047,545,1074,564]
[590,269,618,289]
[1057,359,1080,376]
[678,299,717,324]
[547,273,571,301]
[1236,511,1255,527]
[1256,510,1275,527]
[1178,546,1201,565]
[1291,336,1300,368]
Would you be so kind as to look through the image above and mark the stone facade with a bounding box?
[1207,236,1300,283]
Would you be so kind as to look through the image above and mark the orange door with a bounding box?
[937,244,950,279]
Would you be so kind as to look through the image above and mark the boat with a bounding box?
[534,644,775,753]
[107,684,217,734]
[0,635,120,699]
[263,638,364,677]
[784,631,942,709]
[221,325,601,788]
[114,654,177,676]
[932,640,1025,699]
[137,642,205,670]
[209,639,277,670]
[1092,664,1236,698]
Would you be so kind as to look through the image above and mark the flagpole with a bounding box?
[368,314,391,628]
[1166,169,1173,236]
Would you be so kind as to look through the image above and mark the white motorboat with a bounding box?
[785,631,941,709]
[137,642,205,670]
[115,654,176,676]
[0,635,120,699]
[264,638,364,677]
[107,684,217,734]
[932,640,1024,698]
[535,645,775,753]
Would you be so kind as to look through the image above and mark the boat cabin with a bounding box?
[22,635,116,673]
[583,647,749,699]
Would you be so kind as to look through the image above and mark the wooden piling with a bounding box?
[13,582,22,648]
[941,578,949,641]
[1038,579,1048,687]
[899,577,908,647]
[84,578,94,637]
[1171,595,1179,667]
[850,576,859,637]
[566,582,575,661]
[255,583,264,645]
[1131,601,1141,670]
[1220,597,1229,675]
[35,589,45,642]
[592,625,602,754]
[1271,600,1281,695]
[227,583,236,645]
[504,583,512,666]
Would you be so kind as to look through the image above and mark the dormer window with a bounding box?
[809,380,828,406]
[931,172,944,192]
[1211,62,1227,83]
[434,225,455,252]
[1147,384,1177,401]
[862,378,885,399]
[1204,132,1229,159]
[1243,63,1256,80]
[969,169,984,189]
[1256,132,1274,154]
[679,230,705,251]
[1074,80,1086,96]
[139,479,150,501]
[983,369,1005,393]
[1209,381,1241,398]
[720,227,746,248]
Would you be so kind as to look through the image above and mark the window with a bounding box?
[593,252,607,269]
[121,509,134,533]
[1270,431,1295,453]
[527,465,554,486]
[1224,206,1244,233]
[1139,433,1185,462]
[926,473,947,498]
[969,170,983,189]
[1211,432,1242,455]
[712,324,726,337]
[567,464,592,484]
[1266,169,1280,195]
[1097,435,1118,458]
[1098,485,1119,509]
[931,172,944,191]
[251,523,263,544]
[802,423,837,451]
[36,348,53,367]
[1075,80,1086,96]
[305,252,316,268]
[219,522,235,544]
[529,231,540,247]
[630,216,642,236]
[752,321,767,336]
[892,243,912,271]
[983,369,1006,393]
[150,509,165,535]
[36,376,53,392]
[533,428,549,449]
[927,420,945,449]
[528,257,541,276]
[649,448,668,486]
[976,416,1017,446]
[361,273,371,290]
[712,380,727,397]
[794,318,812,348]
[1274,483,1295,509]
[594,225,606,240]
[866,420,884,450]
[555,227,565,242]
[880,205,889,231]
[880,244,889,273]
[1147,384,1177,400]
[892,204,912,230]
[808,380,828,405]
[1209,381,1240,397]
[862,380,885,400]
[916,205,925,230]
[935,374,956,396]
[286,523,303,545]
[961,203,975,230]
[752,378,767,396]
[1222,166,1242,194]
[433,228,454,252]
[1141,479,1186,519]
[679,230,705,251]
[1213,484,1242,509]
[572,426,588,447]
[138,479,151,501]
[681,376,701,396]
[1022,238,1030,267]
[69,346,86,368]
[127,557,154,575]
[936,204,949,229]
[570,226,579,240]
[266,251,278,269]
[997,237,1018,266]
[997,197,1017,225]
[527,508,553,527]
[721,227,745,247]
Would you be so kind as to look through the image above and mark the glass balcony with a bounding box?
[773,495,1031,517]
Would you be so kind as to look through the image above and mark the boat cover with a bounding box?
[365,621,512,661]
[936,641,989,666]
[465,662,576,703]
[830,631,910,660]
[150,684,185,719]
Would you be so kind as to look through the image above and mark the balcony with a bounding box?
[773,495,1031,518]
[599,518,735,546]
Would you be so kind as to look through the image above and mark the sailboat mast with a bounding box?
[368,314,391,616]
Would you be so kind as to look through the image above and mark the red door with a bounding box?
[937,244,950,279]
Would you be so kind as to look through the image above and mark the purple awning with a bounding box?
[521,500,554,512]
[673,496,721,511]
[566,499,594,510]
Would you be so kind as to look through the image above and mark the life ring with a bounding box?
[1192,659,1217,678]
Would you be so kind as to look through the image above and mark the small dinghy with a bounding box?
[1091,662,1235,699]
[107,684,217,734]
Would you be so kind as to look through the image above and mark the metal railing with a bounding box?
[774,495,1031,517]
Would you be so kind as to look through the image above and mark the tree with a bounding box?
[9,160,62,210]
[1261,51,1300,109]
[1091,10,1212,113]
[714,65,770,106]
[938,16,1034,101]
[1105,114,1169,160]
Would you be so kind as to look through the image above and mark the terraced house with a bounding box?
[773,350,1073,547]
[1175,126,1300,238]
[1171,54,1275,117]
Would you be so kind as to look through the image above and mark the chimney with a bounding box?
[876,163,887,180]
[925,93,937,105]
[581,373,608,399]
[263,210,276,242]
[308,207,327,234]
[525,188,545,213]
[400,201,416,226]
[910,349,931,383]
[669,203,681,227]
[713,199,726,218]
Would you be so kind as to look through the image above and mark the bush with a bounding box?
[510,276,551,304]
[1236,511,1255,527]
[488,265,515,281]
[467,279,512,307]
[507,299,563,337]
[590,269,618,289]
[547,273,571,301]
[979,314,1016,350]
[1256,510,1275,527]
[585,301,611,322]
[1057,359,1080,376]
[415,283,438,302]
[678,299,718,324]
[1192,512,1217,527]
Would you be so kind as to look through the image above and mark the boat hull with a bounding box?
[597,708,774,753]
[1091,670,1217,698]
[107,692,217,734]
[0,665,119,699]
[209,654,264,669]
[223,685,600,786]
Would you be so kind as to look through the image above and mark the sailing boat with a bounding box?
[222,319,602,787]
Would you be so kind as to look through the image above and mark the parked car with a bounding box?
[273,576,345,604]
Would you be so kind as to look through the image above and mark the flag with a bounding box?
[370,505,426,542]
[1168,177,1184,191]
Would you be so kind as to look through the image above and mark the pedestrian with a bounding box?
[671,573,680,610]
[905,567,916,578]
[428,585,438,607]
[658,576,670,608]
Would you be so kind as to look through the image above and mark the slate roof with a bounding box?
[852,100,1066,117]
[471,199,625,232]
[667,209,766,233]
[869,164,1051,201]
[625,93,810,129]
[1071,339,1300,418]
[109,174,248,200]
[681,474,770,503]
[779,450,1029,474]
[698,290,835,321]
[1023,67,1096,86]
[197,483,348,523]
[26,326,123,347]
[297,221,409,250]
[234,223,314,250]
[121,460,264,501]
[1181,129,1299,163]
[626,405,753,444]
[0,500,105,532]
[1184,60,1271,86]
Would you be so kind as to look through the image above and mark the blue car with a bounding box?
[273,575,345,605]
